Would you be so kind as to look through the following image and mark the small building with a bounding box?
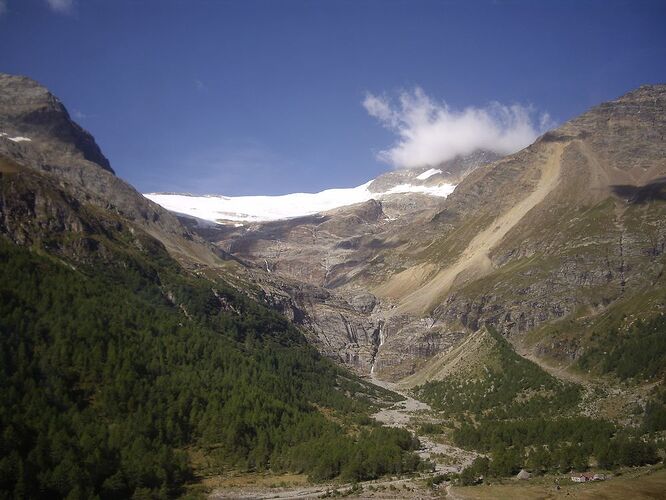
[571,472,597,482]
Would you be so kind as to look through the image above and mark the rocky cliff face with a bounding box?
[0,74,113,173]
[367,150,501,193]
[196,85,666,381]
[190,152,501,375]
[371,85,666,378]
[0,73,224,267]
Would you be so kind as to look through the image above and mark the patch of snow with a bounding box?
[0,133,7,137]
[384,183,455,197]
[416,168,442,180]
[144,178,456,223]
[8,136,31,142]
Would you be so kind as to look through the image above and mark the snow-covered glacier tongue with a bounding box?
[144,179,455,224]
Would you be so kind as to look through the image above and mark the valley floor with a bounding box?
[450,465,666,500]
[207,375,467,499]
[207,372,665,499]
[368,376,478,474]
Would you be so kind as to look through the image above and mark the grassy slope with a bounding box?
[452,465,666,500]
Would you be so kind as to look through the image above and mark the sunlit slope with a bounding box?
[355,85,666,382]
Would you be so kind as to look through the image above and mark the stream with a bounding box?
[369,376,477,474]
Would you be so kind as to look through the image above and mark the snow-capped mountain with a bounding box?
[144,172,456,223]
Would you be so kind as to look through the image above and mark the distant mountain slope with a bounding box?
[0,74,422,498]
[367,150,501,193]
[172,151,500,374]
[198,85,666,389]
[144,150,499,224]
[363,85,666,378]
[0,74,113,173]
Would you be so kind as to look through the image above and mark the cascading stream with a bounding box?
[370,326,385,376]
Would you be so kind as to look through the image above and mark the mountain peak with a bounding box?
[0,73,113,174]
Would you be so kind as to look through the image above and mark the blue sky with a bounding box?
[1,0,665,195]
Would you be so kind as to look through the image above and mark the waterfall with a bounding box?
[370,324,385,376]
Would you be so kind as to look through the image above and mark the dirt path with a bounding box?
[210,475,434,499]
[378,143,564,316]
[518,348,593,388]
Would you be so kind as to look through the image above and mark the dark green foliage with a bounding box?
[643,387,666,433]
[458,467,479,486]
[455,417,609,475]
[488,447,522,477]
[0,240,420,498]
[415,329,580,419]
[525,445,553,473]
[453,417,615,452]
[280,427,420,482]
[454,417,659,477]
[578,314,666,381]
[459,457,489,485]
[414,328,663,480]
[596,437,659,469]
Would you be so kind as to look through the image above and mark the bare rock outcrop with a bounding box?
[203,85,666,381]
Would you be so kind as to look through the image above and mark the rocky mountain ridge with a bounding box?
[0,73,227,268]
[188,85,666,381]
[0,75,113,173]
[2,73,664,387]
[367,149,501,193]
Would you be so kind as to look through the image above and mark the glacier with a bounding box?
[144,179,455,223]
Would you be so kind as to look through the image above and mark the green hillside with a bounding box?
[0,238,420,499]
[414,329,661,480]
[414,328,581,419]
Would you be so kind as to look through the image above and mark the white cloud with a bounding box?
[46,0,74,13]
[363,87,555,168]
[0,0,7,16]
